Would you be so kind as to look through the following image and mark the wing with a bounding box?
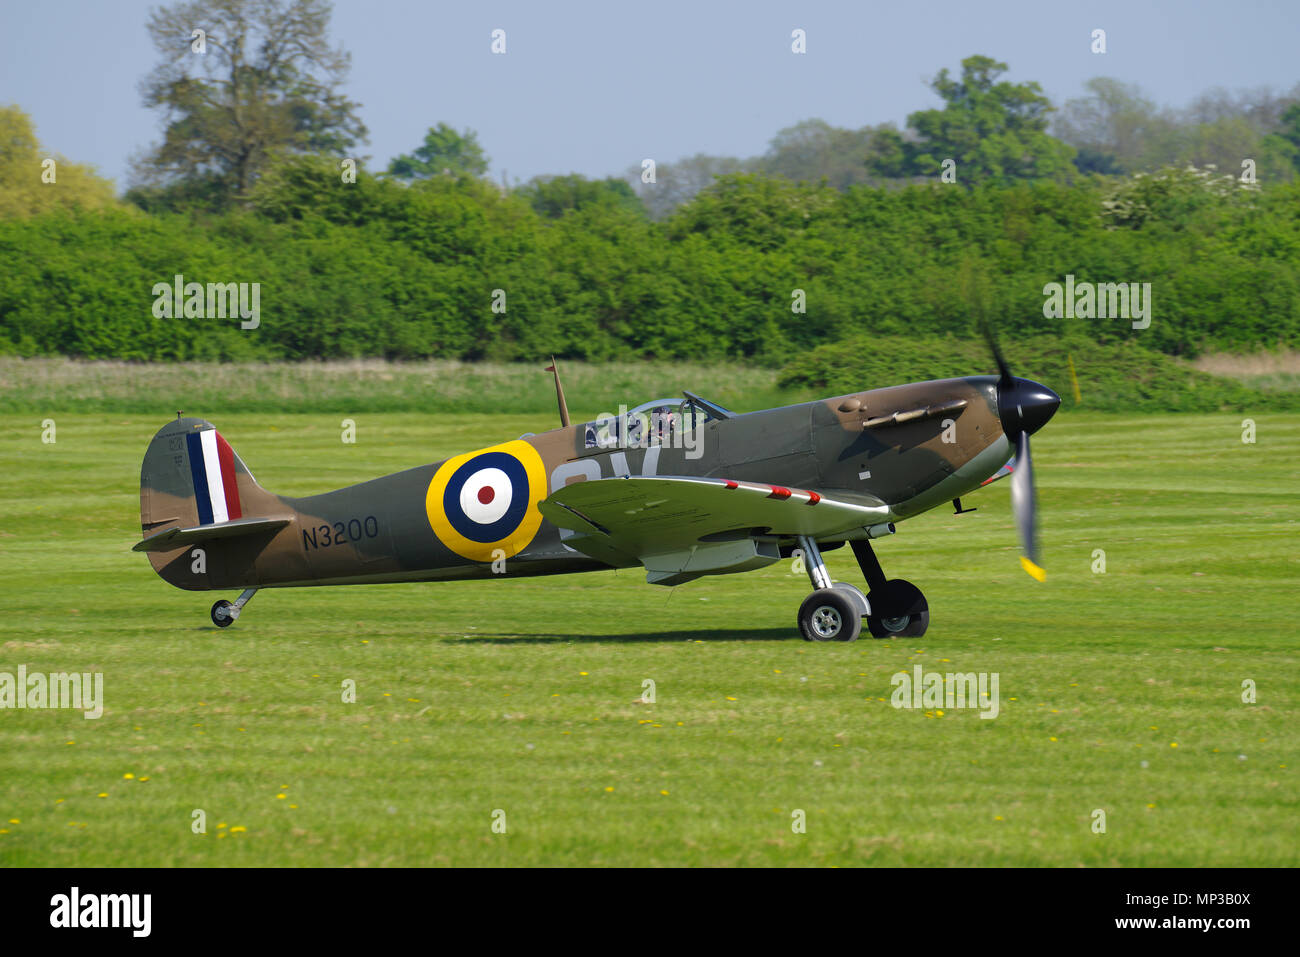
[539,476,890,585]
[132,516,291,552]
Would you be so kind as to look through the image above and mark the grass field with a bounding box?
[0,408,1296,866]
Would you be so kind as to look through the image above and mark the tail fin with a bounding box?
[138,418,290,589]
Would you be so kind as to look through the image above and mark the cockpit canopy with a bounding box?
[580,393,732,451]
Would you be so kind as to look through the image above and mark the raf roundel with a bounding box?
[425,440,546,562]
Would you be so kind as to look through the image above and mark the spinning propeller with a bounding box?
[981,321,1061,582]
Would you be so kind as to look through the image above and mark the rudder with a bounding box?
[139,417,285,589]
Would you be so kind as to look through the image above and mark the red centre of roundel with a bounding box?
[477,486,496,505]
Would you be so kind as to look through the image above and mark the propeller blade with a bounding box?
[977,315,1014,388]
[1010,430,1045,581]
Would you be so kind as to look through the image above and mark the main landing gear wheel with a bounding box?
[210,599,235,628]
[865,579,929,638]
[793,536,861,641]
[798,589,861,642]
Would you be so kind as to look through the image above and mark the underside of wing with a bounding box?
[539,476,890,585]
[132,516,291,553]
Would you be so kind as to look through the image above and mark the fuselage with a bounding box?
[231,376,1013,589]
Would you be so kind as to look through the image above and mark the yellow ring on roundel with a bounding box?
[424,439,547,562]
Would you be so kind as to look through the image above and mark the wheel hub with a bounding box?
[811,606,841,638]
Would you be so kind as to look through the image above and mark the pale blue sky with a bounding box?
[3,0,1297,191]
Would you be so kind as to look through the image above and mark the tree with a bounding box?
[0,105,119,218]
[865,55,1076,185]
[625,152,755,220]
[387,123,489,180]
[758,119,880,190]
[1053,77,1173,174]
[132,0,366,208]
[514,174,643,219]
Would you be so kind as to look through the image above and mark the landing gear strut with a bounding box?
[850,539,929,637]
[795,536,863,642]
[210,587,258,628]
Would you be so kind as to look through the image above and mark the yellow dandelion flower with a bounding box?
[289,804,299,809]
[604,786,614,792]
[7,819,19,824]
[276,793,287,800]
[1170,742,1178,748]
[123,773,134,779]
[139,777,149,782]
[1049,737,1058,742]
[96,793,107,798]
[660,790,669,796]
[230,825,247,833]
[579,672,588,676]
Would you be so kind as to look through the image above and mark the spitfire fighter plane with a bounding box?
[135,347,1059,641]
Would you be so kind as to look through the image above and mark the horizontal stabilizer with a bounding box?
[132,516,291,553]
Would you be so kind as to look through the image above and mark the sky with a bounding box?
[2,0,1298,192]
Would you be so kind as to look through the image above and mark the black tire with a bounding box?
[210,599,235,628]
[865,579,929,638]
[798,589,861,642]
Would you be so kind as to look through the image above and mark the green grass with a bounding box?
[0,357,797,417]
[0,410,1296,866]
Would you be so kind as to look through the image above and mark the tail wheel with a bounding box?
[210,599,235,628]
[866,579,929,638]
[798,589,862,642]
